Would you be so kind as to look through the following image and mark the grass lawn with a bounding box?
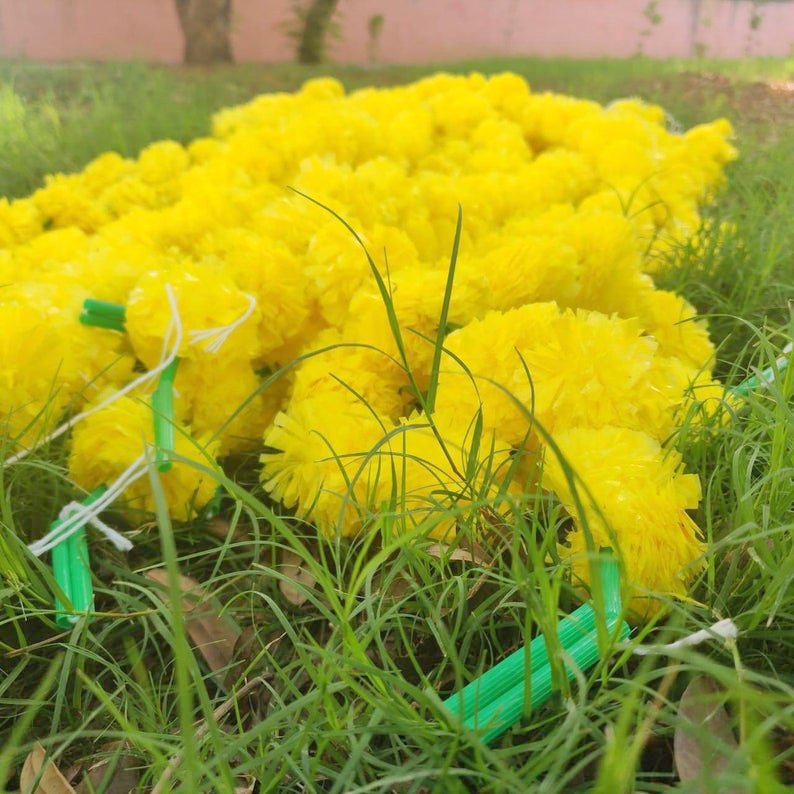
[1,56,793,792]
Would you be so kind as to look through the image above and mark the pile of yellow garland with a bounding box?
[0,73,737,602]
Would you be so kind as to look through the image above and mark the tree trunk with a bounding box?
[175,0,233,65]
[297,0,340,64]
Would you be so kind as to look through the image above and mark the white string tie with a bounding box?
[630,618,738,656]
[188,293,257,353]
[57,501,131,553]
[4,287,257,467]
[5,285,183,468]
[28,453,148,557]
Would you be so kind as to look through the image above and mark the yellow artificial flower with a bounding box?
[175,357,289,456]
[0,71,738,564]
[69,392,218,522]
[0,198,42,248]
[125,263,262,367]
[542,425,704,611]
[261,392,392,535]
[437,303,700,445]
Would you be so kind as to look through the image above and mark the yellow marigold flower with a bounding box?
[521,93,601,151]
[0,198,42,248]
[81,152,133,195]
[542,425,704,610]
[79,235,166,304]
[33,174,109,232]
[126,263,262,367]
[386,411,517,539]
[11,227,89,278]
[438,303,703,445]
[303,219,374,328]
[290,328,408,421]
[637,289,715,370]
[69,393,218,521]
[299,77,346,101]
[213,232,311,358]
[137,140,190,187]
[102,175,159,216]
[482,72,532,119]
[175,357,289,456]
[261,392,391,536]
[0,298,78,445]
[560,210,650,316]
[474,234,581,312]
[187,136,224,164]
[0,280,131,446]
[384,106,435,163]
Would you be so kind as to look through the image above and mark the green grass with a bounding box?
[1,57,793,792]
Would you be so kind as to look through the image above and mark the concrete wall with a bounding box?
[0,0,792,63]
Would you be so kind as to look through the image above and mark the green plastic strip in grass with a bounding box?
[51,485,107,628]
[152,358,180,473]
[470,618,631,745]
[442,551,629,744]
[730,341,792,396]
[442,603,597,722]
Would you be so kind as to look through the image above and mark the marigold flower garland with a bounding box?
[0,72,738,605]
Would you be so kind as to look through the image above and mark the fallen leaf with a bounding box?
[73,742,138,794]
[375,569,412,600]
[205,516,232,540]
[145,569,240,686]
[278,549,316,607]
[674,675,741,790]
[20,743,75,793]
[205,517,252,548]
[234,774,258,793]
[425,541,488,564]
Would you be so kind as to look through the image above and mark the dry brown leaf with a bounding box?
[377,570,412,600]
[234,774,258,794]
[205,516,233,541]
[144,569,240,686]
[278,549,316,607]
[73,742,138,794]
[674,675,741,791]
[20,743,75,794]
[425,542,488,565]
[205,517,252,548]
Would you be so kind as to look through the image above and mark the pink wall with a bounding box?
[0,0,793,63]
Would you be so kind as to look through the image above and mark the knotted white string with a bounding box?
[50,500,133,554]
[23,285,257,555]
[5,285,183,468]
[630,618,738,656]
[28,453,148,557]
[188,293,257,353]
[5,286,257,468]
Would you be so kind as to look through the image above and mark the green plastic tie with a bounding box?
[442,603,597,723]
[600,547,623,621]
[729,342,791,396]
[79,299,126,332]
[442,550,629,744]
[51,486,107,628]
[203,486,225,520]
[152,359,180,473]
[469,619,631,744]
